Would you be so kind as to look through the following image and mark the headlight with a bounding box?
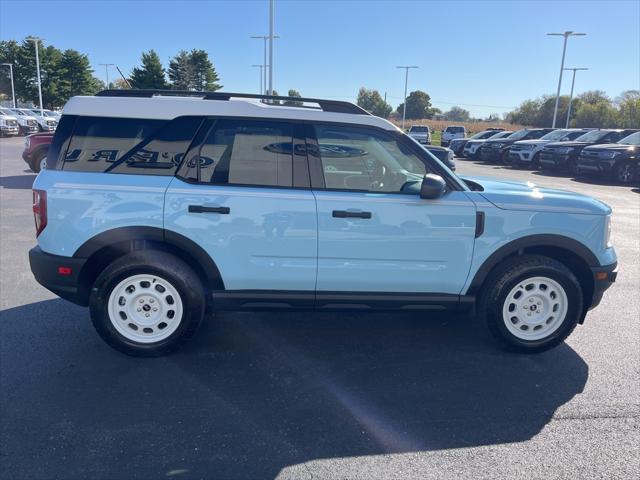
[601,151,618,159]
[524,144,536,150]
[604,215,612,248]
[559,147,574,154]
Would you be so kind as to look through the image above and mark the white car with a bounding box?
[0,109,20,136]
[441,125,466,147]
[463,130,513,159]
[407,125,431,144]
[17,108,57,132]
[3,108,39,135]
[509,129,590,168]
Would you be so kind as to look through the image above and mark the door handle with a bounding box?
[332,210,372,219]
[188,205,230,214]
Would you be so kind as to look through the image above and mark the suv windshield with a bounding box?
[575,130,611,143]
[540,129,570,141]
[471,130,497,139]
[409,126,429,132]
[617,131,640,145]
[508,129,530,140]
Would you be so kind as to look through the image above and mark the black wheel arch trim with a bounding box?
[467,234,600,294]
[73,226,225,290]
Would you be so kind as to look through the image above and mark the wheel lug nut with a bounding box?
[139,299,144,303]
[149,299,154,303]
[145,313,150,317]
[137,307,141,312]
[153,308,158,312]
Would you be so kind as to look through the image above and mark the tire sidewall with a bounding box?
[488,263,583,351]
[90,253,204,356]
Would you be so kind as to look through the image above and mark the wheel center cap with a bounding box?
[142,304,151,312]
[530,305,537,311]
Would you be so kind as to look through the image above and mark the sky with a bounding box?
[1,0,639,118]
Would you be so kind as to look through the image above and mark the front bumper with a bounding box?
[589,262,617,310]
[539,151,573,169]
[576,157,615,176]
[480,147,505,162]
[29,246,89,306]
[0,126,19,135]
[509,150,535,164]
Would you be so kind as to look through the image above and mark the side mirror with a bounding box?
[420,174,446,199]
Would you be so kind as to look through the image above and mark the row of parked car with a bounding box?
[0,107,59,136]
[449,127,640,185]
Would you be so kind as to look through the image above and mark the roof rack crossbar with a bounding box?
[95,90,371,115]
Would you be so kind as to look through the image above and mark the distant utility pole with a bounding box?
[99,63,115,88]
[0,63,16,107]
[252,64,264,94]
[251,33,279,96]
[564,67,588,128]
[396,65,418,129]
[547,31,586,128]
[26,37,44,116]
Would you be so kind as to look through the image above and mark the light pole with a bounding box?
[99,63,114,88]
[564,67,588,128]
[252,64,264,94]
[268,0,274,95]
[547,31,586,128]
[0,63,16,108]
[396,65,418,129]
[26,37,44,116]
[251,34,279,96]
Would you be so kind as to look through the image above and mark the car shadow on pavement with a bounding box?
[1,299,588,480]
[0,174,36,189]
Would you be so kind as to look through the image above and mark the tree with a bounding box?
[167,49,221,91]
[188,49,221,91]
[0,40,21,104]
[616,90,640,128]
[283,89,303,106]
[396,90,434,119]
[356,87,392,118]
[443,106,471,122]
[130,50,167,89]
[58,49,101,100]
[573,90,618,128]
[168,50,192,90]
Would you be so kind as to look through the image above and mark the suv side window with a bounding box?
[313,124,427,193]
[196,119,294,187]
[62,116,203,175]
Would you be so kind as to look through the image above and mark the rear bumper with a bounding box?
[29,246,89,306]
[589,262,617,310]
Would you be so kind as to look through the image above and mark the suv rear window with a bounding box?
[61,116,201,175]
[445,126,465,133]
[410,126,429,132]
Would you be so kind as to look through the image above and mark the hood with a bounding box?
[545,141,589,149]
[514,139,548,146]
[461,175,611,215]
[583,143,638,153]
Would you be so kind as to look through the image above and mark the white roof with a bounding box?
[63,95,399,131]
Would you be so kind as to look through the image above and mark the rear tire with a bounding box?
[89,251,205,357]
[479,255,583,353]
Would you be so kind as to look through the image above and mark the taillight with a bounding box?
[32,189,47,237]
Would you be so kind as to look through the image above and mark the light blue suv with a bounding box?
[29,90,617,356]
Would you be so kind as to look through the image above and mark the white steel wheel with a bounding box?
[501,276,569,341]
[107,274,184,344]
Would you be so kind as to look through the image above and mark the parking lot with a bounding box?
[0,134,638,479]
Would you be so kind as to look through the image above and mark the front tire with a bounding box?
[613,161,635,184]
[89,251,205,357]
[479,255,583,353]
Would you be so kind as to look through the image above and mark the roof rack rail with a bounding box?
[95,89,371,115]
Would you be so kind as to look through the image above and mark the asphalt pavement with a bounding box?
[1,136,638,480]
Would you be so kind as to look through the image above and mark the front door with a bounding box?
[308,123,477,296]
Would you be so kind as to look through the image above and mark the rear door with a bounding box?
[308,123,477,297]
[164,118,318,294]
